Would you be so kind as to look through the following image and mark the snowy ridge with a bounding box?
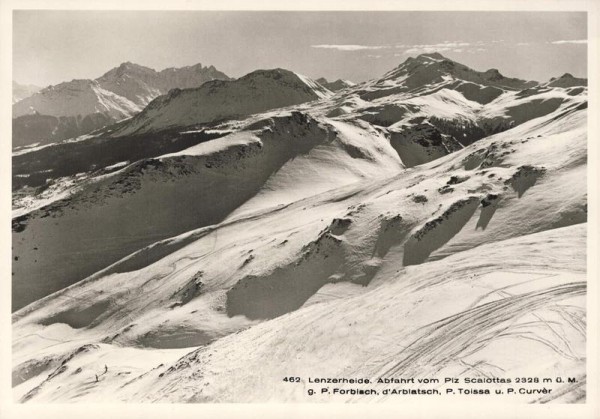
[296,73,333,98]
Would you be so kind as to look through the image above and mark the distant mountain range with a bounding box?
[12,62,231,147]
[12,81,41,104]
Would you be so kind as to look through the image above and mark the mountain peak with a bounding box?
[401,52,458,69]
[238,68,309,85]
[402,52,449,66]
[118,61,151,71]
[161,63,205,72]
[485,68,501,74]
[546,72,587,88]
[316,77,355,92]
[376,52,537,94]
[98,62,157,81]
[191,63,209,72]
[483,68,504,81]
[418,52,447,60]
[243,68,295,78]
[237,69,332,98]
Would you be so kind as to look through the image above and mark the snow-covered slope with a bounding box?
[11,111,400,311]
[112,69,332,136]
[13,79,141,119]
[12,81,42,104]
[11,53,588,403]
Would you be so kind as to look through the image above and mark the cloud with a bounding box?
[517,42,531,46]
[398,42,472,55]
[465,48,487,54]
[312,41,472,54]
[438,42,471,48]
[311,44,390,51]
[404,47,449,54]
[551,39,587,44]
[313,40,491,57]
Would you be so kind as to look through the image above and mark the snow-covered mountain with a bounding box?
[12,62,231,148]
[316,53,585,166]
[366,52,537,95]
[13,79,141,119]
[94,62,230,107]
[12,81,42,104]
[111,69,332,136]
[11,53,588,403]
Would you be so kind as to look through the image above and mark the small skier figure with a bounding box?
[95,374,99,382]
[104,365,108,374]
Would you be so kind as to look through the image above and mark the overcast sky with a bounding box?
[13,11,587,87]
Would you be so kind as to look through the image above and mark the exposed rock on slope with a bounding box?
[388,122,463,168]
